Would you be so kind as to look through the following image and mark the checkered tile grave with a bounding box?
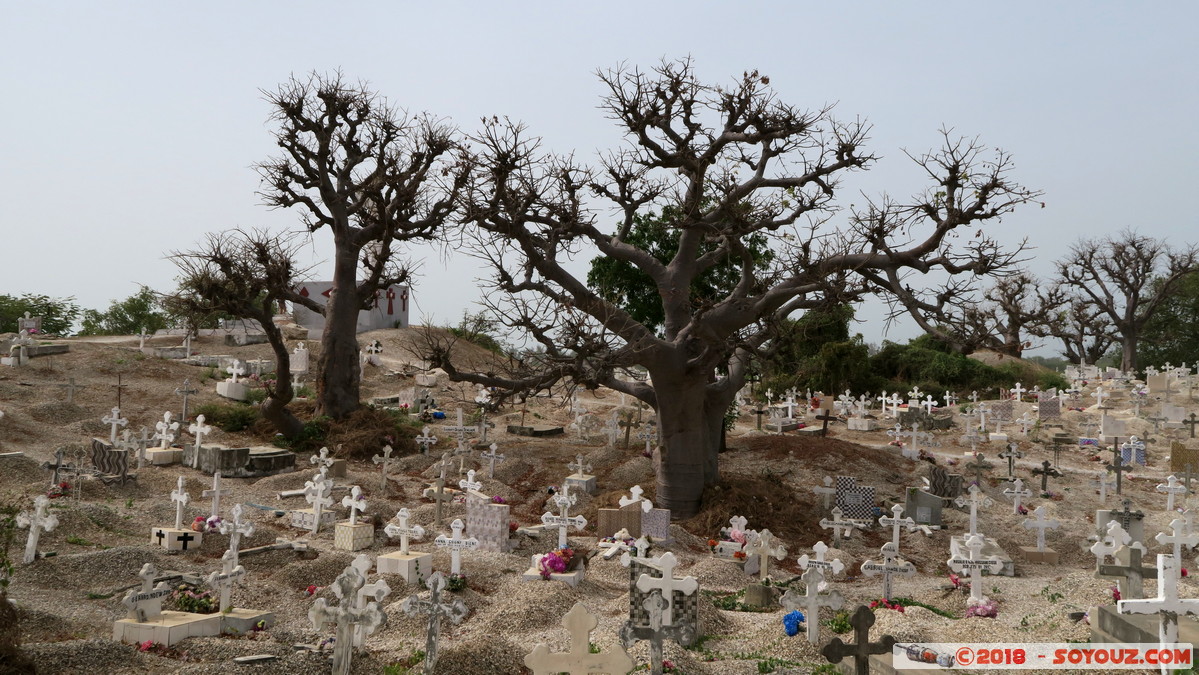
[834,476,876,521]
[465,495,511,552]
[1171,442,1199,473]
[627,558,698,643]
[1038,397,1061,420]
[990,400,1014,421]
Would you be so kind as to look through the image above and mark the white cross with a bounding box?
[202,471,231,521]
[784,390,797,419]
[860,542,916,601]
[542,485,587,549]
[1011,382,1027,401]
[524,602,634,675]
[17,495,58,564]
[341,485,367,525]
[227,359,245,383]
[820,507,859,548]
[399,571,469,672]
[619,536,652,568]
[218,503,254,567]
[619,485,653,513]
[311,563,388,675]
[948,533,1004,604]
[304,473,334,535]
[876,391,889,412]
[878,504,916,552]
[350,553,391,647]
[1118,554,1199,673]
[633,551,698,625]
[1022,505,1060,552]
[188,414,211,462]
[1015,411,1035,434]
[797,540,845,581]
[434,518,479,574]
[1093,386,1107,408]
[444,408,478,453]
[372,444,394,492]
[122,563,172,622]
[728,515,749,535]
[151,411,179,450]
[1095,471,1116,503]
[310,446,335,470]
[1003,478,1032,514]
[384,507,425,555]
[907,386,923,404]
[171,475,191,530]
[943,391,959,407]
[102,407,128,444]
[459,469,482,494]
[414,426,438,455]
[1158,475,1188,512]
[205,553,247,613]
[566,453,591,478]
[780,568,844,645]
[812,476,836,510]
[481,443,505,479]
[887,392,901,414]
[745,528,787,581]
[1090,521,1131,572]
[1155,517,1199,562]
[954,484,994,538]
[921,395,937,414]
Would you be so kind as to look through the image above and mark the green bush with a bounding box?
[166,583,217,614]
[78,286,170,336]
[194,402,259,432]
[0,293,80,335]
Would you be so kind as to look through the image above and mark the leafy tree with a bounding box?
[758,304,873,395]
[0,293,80,335]
[1138,270,1199,369]
[1055,229,1198,373]
[251,72,465,420]
[78,286,170,336]
[423,60,1039,516]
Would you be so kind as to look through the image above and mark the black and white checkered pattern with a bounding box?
[835,475,876,521]
[627,559,698,643]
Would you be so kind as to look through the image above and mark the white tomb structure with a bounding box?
[290,282,410,338]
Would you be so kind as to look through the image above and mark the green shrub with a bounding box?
[194,402,259,432]
[166,583,217,614]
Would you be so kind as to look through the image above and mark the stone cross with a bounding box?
[745,528,787,581]
[1118,554,1199,674]
[111,374,128,409]
[205,553,247,614]
[151,411,178,450]
[947,533,1004,604]
[481,443,505,479]
[458,469,482,494]
[348,554,391,647]
[1022,505,1060,552]
[400,572,470,675]
[636,423,657,454]
[341,485,367,525]
[781,567,844,645]
[121,563,172,623]
[1093,386,1108,408]
[907,386,923,405]
[921,395,937,415]
[102,407,128,444]
[619,591,697,675]
[634,551,698,625]
[860,542,915,601]
[17,495,58,564]
[40,447,67,486]
[525,602,634,675]
[227,359,246,383]
[812,476,836,510]
[1157,475,1187,512]
[218,503,254,567]
[1095,470,1116,503]
[1003,478,1032,514]
[384,507,425,555]
[310,562,388,675]
[998,443,1023,479]
[1101,540,1159,601]
[187,415,210,468]
[174,378,198,423]
[619,484,654,513]
[1011,382,1027,401]
[1155,517,1199,562]
[434,518,479,574]
[414,426,438,455]
[444,408,478,461]
[887,392,901,414]
[1031,459,1062,493]
[954,485,994,538]
[797,540,845,581]
[820,507,858,548]
[566,453,591,478]
[1106,440,1128,496]
[965,453,993,486]
[878,504,916,553]
[821,605,898,675]
[170,475,191,530]
[202,471,231,522]
[56,377,84,404]
[1184,413,1199,439]
[1015,413,1035,434]
[303,472,334,535]
[474,386,492,443]
[430,452,455,529]
[371,444,394,493]
[542,484,587,549]
[310,446,335,471]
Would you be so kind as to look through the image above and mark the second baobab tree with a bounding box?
[424,60,1042,517]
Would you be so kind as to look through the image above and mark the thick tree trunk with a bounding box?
[317,247,363,420]
[1121,334,1138,374]
[651,372,727,518]
[259,311,304,439]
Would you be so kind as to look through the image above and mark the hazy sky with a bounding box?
[2,2,1196,354]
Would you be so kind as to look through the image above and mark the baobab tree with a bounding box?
[256,73,465,419]
[423,60,1041,517]
[1027,292,1116,365]
[1055,229,1198,373]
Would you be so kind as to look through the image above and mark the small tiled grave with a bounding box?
[113,563,221,646]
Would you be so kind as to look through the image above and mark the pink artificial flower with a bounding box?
[729,529,747,545]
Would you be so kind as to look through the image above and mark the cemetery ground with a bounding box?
[0,331,1191,674]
